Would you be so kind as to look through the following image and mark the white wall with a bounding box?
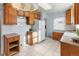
[0,4,31,54]
[45,12,75,37]
[0,4,2,54]
[45,13,54,36]
[0,4,3,54]
[45,12,65,36]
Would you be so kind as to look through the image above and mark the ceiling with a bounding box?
[12,3,73,13]
[38,3,73,13]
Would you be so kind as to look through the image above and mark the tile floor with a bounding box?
[15,37,60,56]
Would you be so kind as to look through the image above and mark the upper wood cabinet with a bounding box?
[36,12,41,20]
[66,9,71,25]
[17,10,24,16]
[70,3,79,24]
[26,11,41,25]
[74,3,79,24]
[4,3,17,25]
[28,12,35,25]
[66,3,79,25]
[24,12,30,17]
[25,12,35,25]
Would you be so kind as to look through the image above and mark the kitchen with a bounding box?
[0,3,46,56]
[0,3,79,56]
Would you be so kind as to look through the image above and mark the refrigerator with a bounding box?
[17,16,29,46]
[33,20,45,42]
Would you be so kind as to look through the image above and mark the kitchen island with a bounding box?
[60,32,79,56]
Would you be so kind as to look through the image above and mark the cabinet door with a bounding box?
[14,36,19,41]
[4,4,9,24]
[61,42,70,56]
[17,10,24,16]
[29,12,35,25]
[4,4,17,25]
[66,9,71,25]
[69,44,79,56]
[52,32,63,41]
[74,3,79,24]
[24,12,29,17]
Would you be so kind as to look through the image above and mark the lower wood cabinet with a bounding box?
[26,32,38,45]
[61,42,79,56]
[4,33,20,56]
[61,42,70,56]
[52,32,63,41]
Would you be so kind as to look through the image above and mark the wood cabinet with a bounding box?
[32,11,41,20]
[26,12,36,25]
[66,3,79,25]
[52,32,63,41]
[70,3,79,24]
[26,11,41,25]
[26,32,38,45]
[74,3,79,24]
[4,33,20,56]
[35,12,41,20]
[61,42,79,56]
[24,12,30,17]
[4,3,17,25]
[4,3,41,25]
[17,10,24,16]
[29,12,35,25]
[26,32,33,45]
[66,9,71,25]
[61,42,70,56]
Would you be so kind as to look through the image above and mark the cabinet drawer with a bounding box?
[33,38,38,44]
[14,36,19,41]
[8,37,14,43]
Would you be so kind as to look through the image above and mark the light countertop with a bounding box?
[60,32,79,47]
[53,30,75,33]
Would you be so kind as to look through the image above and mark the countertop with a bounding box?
[60,32,79,47]
[4,33,19,38]
[27,31,38,37]
[53,30,75,33]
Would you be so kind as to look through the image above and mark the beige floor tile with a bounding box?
[14,37,60,56]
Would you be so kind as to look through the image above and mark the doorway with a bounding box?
[45,18,47,37]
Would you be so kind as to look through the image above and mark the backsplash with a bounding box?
[66,25,76,31]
